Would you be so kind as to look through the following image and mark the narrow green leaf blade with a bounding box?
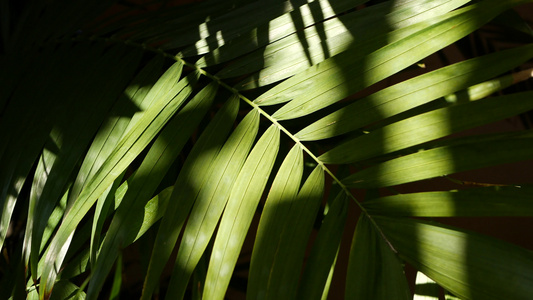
[247,145,304,299]
[28,46,142,280]
[86,81,215,300]
[297,191,349,300]
[69,55,165,204]
[321,91,533,164]
[58,249,90,281]
[247,165,324,299]
[165,110,260,300]
[203,124,280,299]
[255,0,514,120]
[364,186,533,217]
[259,165,324,300]
[48,280,86,300]
[196,0,362,66]
[345,214,410,300]
[231,0,469,89]
[375,216,533,299]
[141,96,240,300]
[90,174,124,269]
[24,139,60,265]
[343,131,533,188]
[133,186,174,242]
[296,44,533,141]
[109,254,122,300]
[168,0,298,53]
[39,61,190,297]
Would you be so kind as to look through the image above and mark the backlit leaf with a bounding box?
[203,124,280,299]
[376,217,533,299]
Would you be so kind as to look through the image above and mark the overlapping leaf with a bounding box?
[164,109,260,299]
[247,161,324,300]
[85,82,217,299]
[226,0,470,89]
[297,191,348,300]
[202,124,280,299]
[39,61,193,297]
[253,0,518,118]
[364,185,533,217]
[297,44,533,141]
[247,144,304,299]
[321,91,533,164]
[375,217,533,299]
[345,214,410,299]
[342,131,533,188]
[141,96,240,300]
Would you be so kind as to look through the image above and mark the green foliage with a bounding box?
[1,0,533,299]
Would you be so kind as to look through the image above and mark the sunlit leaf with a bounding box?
[375,217,533,299]
[39,61,191,298]
[342,130,533,188]
[157,0,317,53]
[297,44,533,141]
[70,55,165,205]
[248,144,304,299]
[254,0,513,118]
[249,159,324,300]
[321,91,533,164]
[141,96,240,300]
[86,81,216,299]
[196,0,362,66]
[203,124,280,299]
[364,186,533,217]
[230,0,469,89]
[165,109,260,299]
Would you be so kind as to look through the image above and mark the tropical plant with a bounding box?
[2,0,533,299]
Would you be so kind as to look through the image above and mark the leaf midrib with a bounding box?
[70,33,398,254]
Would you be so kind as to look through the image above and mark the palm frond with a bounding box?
[2,0,533,299]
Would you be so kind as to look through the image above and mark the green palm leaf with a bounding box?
[297,44,533,141]
[164,109,260,299]
[247,163,324,300]
[203,124,280,299]
[321,91,533,164]
[364,186,533,216]
[85,82,218,299]
[141,95,240,300]
[247,144,304,299]
[2,0,533,299]
[375,217,533,299]
[342,130,533,188]
[346,214,411,299]
[297,191,348,300]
